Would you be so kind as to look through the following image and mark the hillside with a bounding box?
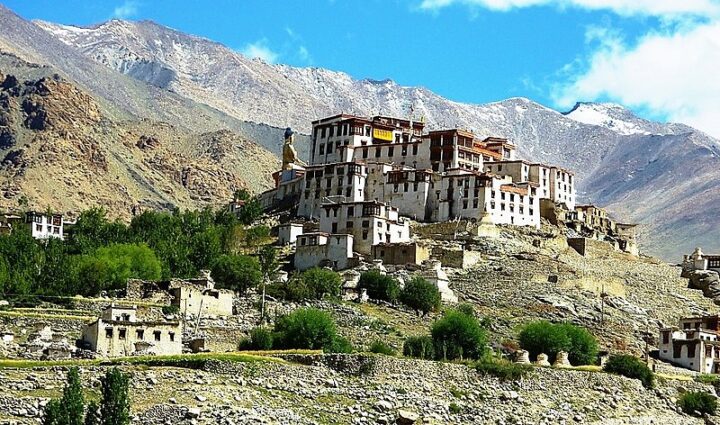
[0,65,277,216]
[27,17,720,261]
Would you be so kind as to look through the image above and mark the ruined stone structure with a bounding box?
[371,241,430,266]
[126,271,234,317]
[82,304,182,358]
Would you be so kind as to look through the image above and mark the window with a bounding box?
[362,230,368,240]
[362,220,369,228]
[346,221,353,229]
[319,145,325,155]
[388,147,394,157]
[332,223,338,233]
[375,147,381,158]
[365,126,371,136]
[136,329,145,340]
[105,328,113,338]
[473,199,479,208]
[412,145,418,155]
[119,329,126,340]
[321,128,326,138]
[402,145,408,156]
[36,224,42,232]
[154,331,162,341]
[329,126,334,137]
[362,148,368,159]
[169,332,176,342]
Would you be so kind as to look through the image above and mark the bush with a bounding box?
[678,391,717,416]
[431,309,487,361]
[403,335,435,360]
[245,327,273,350]
[603,354,654,388]
[475,357,532,381]
[75,243,162,295]
[369,340,396,356]
[449,402,462,414]
[400,276,441,315]
[518,321,598,365]
[327,335,354,354]
[161,305,180,316]
[696,374,719,385]
[359,271,400,302]
[211,255,262,294]
[273,308,340,351]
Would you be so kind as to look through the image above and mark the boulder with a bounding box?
[396,409,420,425]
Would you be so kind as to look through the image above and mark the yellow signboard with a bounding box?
[372,128,394,142]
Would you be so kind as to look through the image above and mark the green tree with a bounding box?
[211,254,262,294]
[518,321,571,364]
[84,401,100,425]
[400,276,441,315]
[518,321,598,365]
[301,268,342,299]
[232,189,262,225]
[100,368,130,425]
[358,270,400,302]
[273,308,339,351]
[258,245,278,323]
[431,309,488,361]
[75,243,162,294]
[247,326,274,350]
[559,323,599,366]
[63,367,85,425]
[42,399,63,425]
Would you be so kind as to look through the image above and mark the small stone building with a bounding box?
[371,241,430,266]
[278,223,304,245]
[82,304,182,358]
[294,232,358,271]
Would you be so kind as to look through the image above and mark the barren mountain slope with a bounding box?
[0,67,276,217]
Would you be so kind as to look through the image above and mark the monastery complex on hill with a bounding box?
[259,113,636,270]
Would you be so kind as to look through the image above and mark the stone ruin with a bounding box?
[514,349,530,364]
[535,353,551,367]
[553,351,571,368]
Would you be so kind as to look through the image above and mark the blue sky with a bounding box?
[4,0,720,136]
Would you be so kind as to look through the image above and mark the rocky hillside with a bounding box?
[25,16,720,261]
[0,67,277,216]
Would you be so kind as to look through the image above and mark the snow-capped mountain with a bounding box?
[3,9,720,260]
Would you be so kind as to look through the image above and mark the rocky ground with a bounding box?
[0,355,711,425]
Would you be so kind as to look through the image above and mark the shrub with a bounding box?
[161,305,180,316]
[603,354,654,388]
[696,374,719,385]
[400,276,441,315]
[359,271,400,302]
[327,335,354,354]
[273,308,339,351]
[518,321,598,365]
[247,327,273,350]
[475,357,532,381]
[369,340,396,356]
[457,303,476,317]
[211,255,262,294]
[449,402,462,414]
[678,391,717,416]
[431,309,487,361]
[403,335,435,360]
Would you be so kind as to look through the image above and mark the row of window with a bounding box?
[105,327,175,342]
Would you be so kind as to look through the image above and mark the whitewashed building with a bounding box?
[659,316,720,374]
[294,232,356,271]
[25,211,64,240]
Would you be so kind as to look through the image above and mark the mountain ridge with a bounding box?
[7,12,720,261]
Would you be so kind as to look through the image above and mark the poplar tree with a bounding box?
[100,368,130,425]
[63,367,86,425]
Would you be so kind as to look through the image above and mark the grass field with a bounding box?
[0,349,322,369]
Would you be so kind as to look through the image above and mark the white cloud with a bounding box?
[298,46,312,63]
[553,22,720,137]
[112,1,139,19]
[419,0,720,18]
[241,39,279,63]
